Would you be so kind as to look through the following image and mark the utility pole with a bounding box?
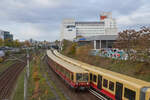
[24,48,30,100]
[27,52,30,78]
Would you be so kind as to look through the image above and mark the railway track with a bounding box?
[88,89,108,100]
[0,61,26,100]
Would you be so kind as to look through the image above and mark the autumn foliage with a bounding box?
[0,38,23,47]
[115,27,150,62]
[61,39,77,55]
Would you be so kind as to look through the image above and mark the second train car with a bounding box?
[46,50,90,90]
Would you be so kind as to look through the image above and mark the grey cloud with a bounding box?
[0,0,149,41]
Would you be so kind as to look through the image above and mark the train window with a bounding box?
[90,73,92,81]
[76,73,82,82]
[103,79,108,88]
[71,74,74,81]
[93,75,97,82]
[83,73,88,82]
[109,81,114,91]
[124,88,136,100]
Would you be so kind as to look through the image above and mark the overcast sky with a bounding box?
[0,0,150,41]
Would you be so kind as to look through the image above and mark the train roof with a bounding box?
[54,50,150,88]
[47,50,88,73]
[87,65,150,87]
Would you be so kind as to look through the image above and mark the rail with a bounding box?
[0,61,26,99]
[88,89,108,100]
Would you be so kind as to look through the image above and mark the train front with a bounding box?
[75,72,90,90]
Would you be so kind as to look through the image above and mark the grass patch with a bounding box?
[12,51,55,100]
[41,60,67,100]
[45,71,67,100]
[27,53,55,100]
[12,70,24,100]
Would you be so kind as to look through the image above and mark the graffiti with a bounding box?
[91,48,128,60]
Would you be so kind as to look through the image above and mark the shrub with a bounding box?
[0,57,3,63]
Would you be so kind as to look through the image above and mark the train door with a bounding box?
[115,82,123,100]
[90,73,92,82]
[97,75,102,90]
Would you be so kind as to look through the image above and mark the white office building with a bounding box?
[60,12,118,41]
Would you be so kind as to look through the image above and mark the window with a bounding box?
[83,73,88,82]
[93,75,97,82]
[66,25,75,28]
[103,79,108,88]
[109,81,114,91]
[90,73,92,81]
[76,73,82,82]
[71,74,73,81]
[124,88,136,100]
[68,29,72,31]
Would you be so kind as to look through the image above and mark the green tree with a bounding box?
[13,40,22,47]
[4,39,13,47]
[0,38,4,46]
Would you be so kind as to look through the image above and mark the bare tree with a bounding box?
[115,27,150,62]
[136,27,150,63]
[115,29,137,60]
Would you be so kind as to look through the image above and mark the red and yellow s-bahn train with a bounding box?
[53,50,150,100]
[46,50,90,90]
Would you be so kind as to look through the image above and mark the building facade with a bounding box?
[0,30,13,41]
[60,12,118,49]
[60,12,118,41]
[60,19,76,41]
[76,35,117,49]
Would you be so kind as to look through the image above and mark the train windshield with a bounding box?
[76,73,88,82]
